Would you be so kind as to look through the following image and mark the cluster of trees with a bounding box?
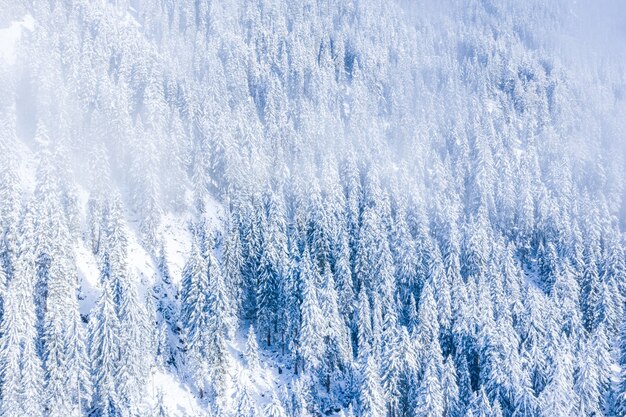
[0,135,157,415]
[0,0,625,416]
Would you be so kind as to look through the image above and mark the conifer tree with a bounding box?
[245,326,261,372]
[539,336,577,417]
[89,256,121,417]
[153,391,169,417]
[614,309,626,417]
[356,287,373,362]
[319,264,351,393]
[222,208,244,321]
[359,354,385,417]
[298,248,323,372]
[117,276,149,414]
[263,394,287,417]
[0,208,44,417]
[442,356,460,417]
[234,379,257,417]
[180,241,211,392]
[414,343,444,417]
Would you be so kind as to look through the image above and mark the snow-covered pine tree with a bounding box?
[153,391,169,417]
[614,309,626,416]
[117,276,150,415]
[89,254,121,417]
[442,355,460,417]
[319,264,351,394]
[0,207,44,417]
[180,239,211,396]
[206,240,233,402]
[298,247,323,373]
[356,287,373,362]
[358,354,385,417]
[413,342,444,417]
[245,325,261,372]
[263,394,287,417]
[234,379,257,417]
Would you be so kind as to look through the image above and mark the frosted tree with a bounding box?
[153,391,169,417]
[416,281,440,350]
[206,243,233,401]
[256,219,283,347]
[245,325,261,371]
[222,208,244,321]
[21,336,45,417]
[89,256,121,417]
[263,394,287,417]
[580,246,601,333]
[614,309,626,416]
[298,248,323,373]
[319,264,351,393]
[442,356,460,417]
[234,379,257,417]
[381,325,402,417]
[390,206,417,304]
[359,354,385,417]
[66,303,92,416]
[0,208,44,417]
[356,287,373,362]
[180,241,211,392]
[413,346,444,417]
[102,194,130,306]
[117,277,150,414]
[538,336,577,417]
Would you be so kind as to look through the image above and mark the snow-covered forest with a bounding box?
[0,0,625,416]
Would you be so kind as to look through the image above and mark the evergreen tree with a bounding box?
[153,391,169,417]
[245,325,261,371]
[356,287,373,361]
[298,248,323,372]
[117,277,149,415]
[414,350,444,417]
[0,208,44,417]
[89,256,121,417]
[359,354,385,417]
[234,379,257,417]
[180,241,211,393]
[263,394,287,417]
[442,356,460,417]
[539,336,577,417]
[319,264,351,393]
[614,309,626,417]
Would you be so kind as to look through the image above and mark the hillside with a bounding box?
[0,0,625,416]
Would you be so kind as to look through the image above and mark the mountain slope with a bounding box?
[0,0,625,416]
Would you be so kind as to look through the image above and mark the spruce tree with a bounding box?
[359,354,385,417]
[89,256,121,417]
[263,394,287,417]
[245,325,261,372]
[298,248,323,372]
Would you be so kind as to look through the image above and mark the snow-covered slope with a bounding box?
[1,1,626,417]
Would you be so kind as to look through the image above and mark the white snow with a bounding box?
[0,14,34,66]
